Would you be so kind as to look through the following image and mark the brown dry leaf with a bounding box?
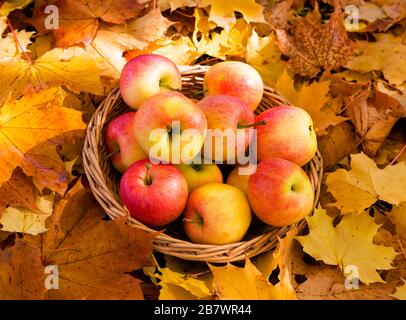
[0,168,37,215]
[0,239,46,300]
[27,180,155,299]
[0,87,85,192]
[274,72,347,135]
[276,6,354,77]
[263,0,293,30]
[32,0,149,48]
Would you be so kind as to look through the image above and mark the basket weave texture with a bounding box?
[83,65,323,263]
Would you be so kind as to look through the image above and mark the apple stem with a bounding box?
[145,163,152,185]
[160,83,180,91]
[237,120,267,129]
[190,89,208,98]
[183,218,202,224]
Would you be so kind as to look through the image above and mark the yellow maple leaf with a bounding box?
[0,47,107,105]
[326,153,406,214]
[158,0,197,11]
[345,34,406,85]
[201,0,266,31]
[0,0,32,16]
[245,30,284,86]
[388,204,406,238]
[153,36,200,66]
[274,72,347,135]
[0,18,33,58]
[0,87,86,188]
[209,258,294,300]
[392,279,406,300]
[0,193,54,235]
[296,207,398,285]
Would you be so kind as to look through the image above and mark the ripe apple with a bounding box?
[183,183,252,245]
[256,105,317,166]
[204,61,264,111]
[247,158,314,227]
[197,94,255,162]
[133,91,207,163]
[120,54,182,109]
[105,112,148,173]
[177,163,223,192]
[226,165,255,195]
[119,159,188,227]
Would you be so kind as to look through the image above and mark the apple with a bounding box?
[119,159,188,227]
[183,183,251,244]
[133,91,207,164]
[197,94,255,162]
[226,165,255,195]
[177,163,223,192]
[203,61,264,111]
[120,54,182,109]
[256,105,317,166]
[105,112,148,173]
[247,158,314,227]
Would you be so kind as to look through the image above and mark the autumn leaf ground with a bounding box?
[1,0,406,300]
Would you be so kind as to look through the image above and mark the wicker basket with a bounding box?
[83,64,323,263]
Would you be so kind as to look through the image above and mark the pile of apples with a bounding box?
[105,54,317,245]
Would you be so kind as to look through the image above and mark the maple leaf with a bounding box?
[276,6,354,77]
[392,280,406,300]
[0,168,37,214]
[345,34,406,86]
[0,87,85,190]
[388,204,406,240]
[158,0,197,11]
[32,0,149,48]
[0,193,54,235]
[91,9,175,78]
[296,207,398,284]
[200,0,266,31]
[28,180,155,299]
[0,0,32,16]
[326,153,406,214]
[209,258,294,300]
[0,239,46,299]
[245,30,285,86]
[274,72,347,135]
[0,17,33,58]
[0,46,107,105]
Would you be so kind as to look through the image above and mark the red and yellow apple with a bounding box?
[120,54,182,109]
[134,91,207,164]
[105,112,148,173]
[119,159,188,227]
[247,158,314,227]
[197,94,255,162]
[183,183,251,245]
[226,165,256,195]
[204,61,263,111]
[256,105,317,166]
[177,163,223,192]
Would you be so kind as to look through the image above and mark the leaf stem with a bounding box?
[6,17,32,64]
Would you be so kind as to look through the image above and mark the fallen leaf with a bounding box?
[32,0,148,48]
[158,0,197,11]
[326,153,406,214]
[201,0,266,31]
[0,168,37,214]
[0,0,32,16]
[0,87,85,190]
[0,17,33,58]
[274,72,347,135]
[152,36,200,66]
[345,34,406,86]
[28,180,155,299]
[0,47,107,105]
[392,280,406,300]
[263,0,293,29]
[0,239,46,299]
[0,193,54,235]
[296,207,398,284]
[210,258,294,300]
[276,6,354,77]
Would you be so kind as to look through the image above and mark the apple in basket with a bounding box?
[177,163,223,193]
[197,94,255,162]
[134,91,207,164]
[119,159,188,227]
[183,183,252,245]
[247,158,314,227]
[120,54,182,109]
[203,61,264,111]
[255,105,317,166]
[226,164,256,195]
[105,112,148,173]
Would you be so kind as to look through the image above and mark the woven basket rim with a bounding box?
[82,64,324,263]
